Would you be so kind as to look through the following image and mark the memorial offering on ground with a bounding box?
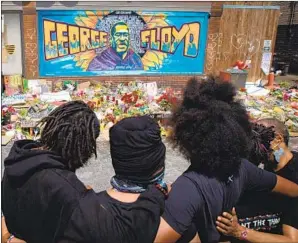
[1,77,297,143]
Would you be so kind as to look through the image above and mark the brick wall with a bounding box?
[277,1,298,25]
[45,75,200,91]
[274,2,298,74]
[22,2,38,78]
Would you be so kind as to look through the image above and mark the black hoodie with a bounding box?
[2,140,166,243]
[2,140,88,242]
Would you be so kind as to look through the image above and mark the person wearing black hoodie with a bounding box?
[2,101,166,243]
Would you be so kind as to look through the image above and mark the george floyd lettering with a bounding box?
[43,20,200,60]
[38,10,209,75]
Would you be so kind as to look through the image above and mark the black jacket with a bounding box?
[2,140,165,243]
[2,140,88,242]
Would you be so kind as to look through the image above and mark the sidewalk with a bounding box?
[275,74,298,83]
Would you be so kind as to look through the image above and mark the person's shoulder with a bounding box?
[75,190,112,222]
[171,171,203,192]
[38,168,87,195]
[238,158,259,172]
[291,151,298,164]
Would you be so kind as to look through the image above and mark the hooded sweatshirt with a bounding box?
[2,140,166,243]
[1,140,88,243]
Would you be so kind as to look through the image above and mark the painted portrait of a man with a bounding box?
[88,22,143,71]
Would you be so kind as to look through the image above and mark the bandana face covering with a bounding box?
[110,170,165,193]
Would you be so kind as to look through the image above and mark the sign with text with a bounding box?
[38,10,209,76]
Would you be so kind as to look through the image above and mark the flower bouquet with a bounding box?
[2,106,16,125]
[156,88,178,111]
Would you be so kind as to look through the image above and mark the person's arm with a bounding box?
[272,175,298,197]
[1,217,26,243]
[155,217,182,243]
[2,216,11,242]
[216,208,298,243]
[6,236,26,243]
[154,175,201,243]
[243,160,298,197]
[190,233,201,243]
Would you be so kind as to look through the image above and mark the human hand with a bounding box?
[85,185,92,190]
[9,236,26,243]
[2,216,10,242]
[2,217,26,243]
[166,183,172,193]
[216,207,245,239]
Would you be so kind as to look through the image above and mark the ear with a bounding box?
[270,133,283,149]
[275,133,284,143]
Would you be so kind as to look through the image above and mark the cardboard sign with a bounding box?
[40,91,72,102]
[77,81,91,91]
[261,52,272,75]
[20,120,38,128]
[143,82,158,96]
[25,79,52,94]
[2,94,26,106]
[4,75,23,95]
[263,40,272,52]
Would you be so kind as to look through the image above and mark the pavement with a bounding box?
[275,74,298,83]
[2,137,298,192]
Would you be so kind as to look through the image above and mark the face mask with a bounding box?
[273,147,284,163]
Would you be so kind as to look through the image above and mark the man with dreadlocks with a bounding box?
[2,101,166,243]
[217,118,298,242]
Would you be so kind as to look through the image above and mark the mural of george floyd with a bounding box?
[38,10,209,77]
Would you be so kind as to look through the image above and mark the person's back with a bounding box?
[2,101,100,242]
[165,158,277,243]
[2,103,167,243]
[57,116,168,243]
[2,141,88,241]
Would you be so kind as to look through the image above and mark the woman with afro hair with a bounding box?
[154,77,298,243]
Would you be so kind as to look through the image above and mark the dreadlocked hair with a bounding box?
[248,123,275,170]
[38,101,99,171]
[170,76,251,181]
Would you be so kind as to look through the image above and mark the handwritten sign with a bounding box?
[143,82,158,97]
[21,120,38,128]
[263,40,272,52]
[261,52,272,75]
[40,91,72,102]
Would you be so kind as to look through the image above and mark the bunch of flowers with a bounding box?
[2,106,16,125]
[156,88,178,111]
[121,91,139,104]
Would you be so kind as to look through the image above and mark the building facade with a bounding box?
[2,1,281,88]
[274,1,298,74]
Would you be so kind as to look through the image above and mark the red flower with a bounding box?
[7,106,15,114]
[121,93,138,104]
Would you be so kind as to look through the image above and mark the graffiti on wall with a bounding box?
[205,31,262,72]
[38,10,209,76]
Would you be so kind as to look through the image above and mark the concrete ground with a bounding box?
[275,74,298,83]
[2,137,298,192]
